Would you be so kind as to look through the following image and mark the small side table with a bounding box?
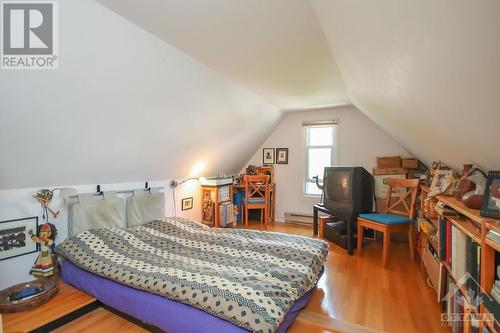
[318,215,335,238]
[313,204,356,255]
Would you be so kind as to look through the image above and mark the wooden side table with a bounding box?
[318,215,335,238]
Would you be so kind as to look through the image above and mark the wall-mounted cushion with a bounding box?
[358,213,412,225]
[126,192,165,227]
[69,192,125,236]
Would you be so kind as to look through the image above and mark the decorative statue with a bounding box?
[313,175,324,191]
[246,165,257,175]
[29,223,57,277]
[30,188,61,277]
[425,161,443,186]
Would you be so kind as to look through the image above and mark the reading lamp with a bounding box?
[169,177,199,189]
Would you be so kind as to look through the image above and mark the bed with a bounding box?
[56,217,328,333]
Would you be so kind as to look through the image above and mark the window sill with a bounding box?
[303,194,321,199]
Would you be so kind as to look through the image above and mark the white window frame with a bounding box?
[304,122,339,197]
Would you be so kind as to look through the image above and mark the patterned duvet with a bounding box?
[56,217,329,333]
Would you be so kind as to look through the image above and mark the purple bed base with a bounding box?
[61,260,321,333]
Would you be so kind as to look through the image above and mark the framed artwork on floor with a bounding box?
[0,217,39,261]
[276,148,289,164]
[182,197,194,211]
[263,148,274,165]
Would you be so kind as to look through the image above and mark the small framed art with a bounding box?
[0,217,39,261]
[182,197,194,211]
[481,171,500,219]
[276,148,289,164]
[263,148,274,165]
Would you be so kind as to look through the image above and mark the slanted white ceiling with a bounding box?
[312,0,500,170]
[95,0,349,110]
[0,0,281,190]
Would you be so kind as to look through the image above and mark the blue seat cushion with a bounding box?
[358,213,412,225]
[243,199,267,204]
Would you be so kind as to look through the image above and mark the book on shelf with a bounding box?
[487,230,500,244]
[445,223,481,286]
[444,274,467,333]
[481,291,500,323]
[446,219,452,266]
[439,217,447,261]
[466,239,481,298]
[491,287,500,304]
[451,224,468,282]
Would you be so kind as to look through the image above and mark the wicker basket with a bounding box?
[0,278,58,313]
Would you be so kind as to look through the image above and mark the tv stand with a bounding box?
[313,204,355,255]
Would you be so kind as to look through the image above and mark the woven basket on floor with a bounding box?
[0,278,58,313]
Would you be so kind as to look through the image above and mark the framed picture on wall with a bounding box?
[276,148,289,164]
[182,197,194,211]
[0,217,39,261]
[262,148,274,165]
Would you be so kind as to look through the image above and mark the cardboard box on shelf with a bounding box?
[402,158,418,169]
[376,156,402,169]
[373,167,408,176]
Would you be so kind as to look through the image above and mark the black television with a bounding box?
[322,167,373,215]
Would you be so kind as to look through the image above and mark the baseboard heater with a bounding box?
[284,212,313,225]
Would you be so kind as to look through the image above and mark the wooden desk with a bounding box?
[233,183,276,223]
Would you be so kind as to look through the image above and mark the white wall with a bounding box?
[0,0,282,190]
[312,0,500,171]
[0,179,200,289]
[0,0,279,288]
[247,106,408,220]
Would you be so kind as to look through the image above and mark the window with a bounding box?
[304,122,337,196]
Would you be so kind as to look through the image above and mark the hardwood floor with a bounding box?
[53,222,448,333]
[239,222,449,333]
[53,307,149,333]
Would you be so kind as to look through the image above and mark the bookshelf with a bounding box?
[420,189,500,333]
[481,219,500,333]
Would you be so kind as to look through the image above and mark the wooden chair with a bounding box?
[242,175,270,226]
[357,178,420,268]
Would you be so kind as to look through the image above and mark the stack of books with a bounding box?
[435,202,459,218]
[487,229,500,244]
[490,279,500,303]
